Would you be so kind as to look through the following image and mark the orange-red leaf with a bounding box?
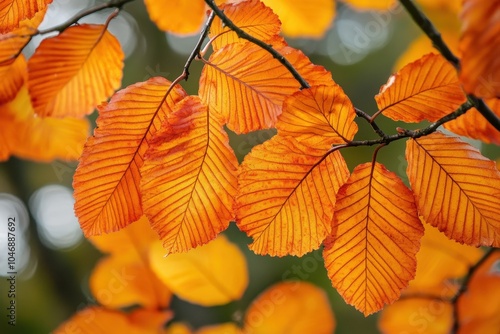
[237,137,349,256]
[459,0,500,98]
[260,0,334,38]
[0,52,25,103]
[406,132,500,247]
[140,96,238,253]
[0,85,88,162]
[73,77,187,237]
[324,162,424,316]
[375,53,466,122]
[199,38,331,133]
[209,0,281,51]
[444,99,500,145]
[27,24,123,117]
[0,0,51,33]
[278,84,358,150]
[243,281,335,334]
[149,235,248,306]
[143,0,205,35]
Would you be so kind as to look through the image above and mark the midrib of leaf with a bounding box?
[310,94,350,143]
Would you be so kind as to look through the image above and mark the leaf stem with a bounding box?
[204,0,310,89]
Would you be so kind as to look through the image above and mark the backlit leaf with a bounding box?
[237,137,349,256]
[375,53,466,122]
[144,0,205,35]
[73,77,187,236]
[406,132,500,247]
[0,52,25,103]
[260,0,334,38]
[0,86,88,162]
[165,323,193,334]
[149,235,248,306]
[54,307,172,334]
[323,162,424,316]
[243,281,335,334]
[141,96,238,253]
[209,0,281,51]
[459,0,500,98]
[197,323,241,334]
[341,0,396,10]
[0,0,51,33]
[278,84,358,150]
[27,24,124,117]
[444,98,500,144]
[199,38,331,133]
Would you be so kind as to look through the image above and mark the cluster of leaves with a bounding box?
[0,0,499,332]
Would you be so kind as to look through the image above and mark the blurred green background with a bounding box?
[1,1,498,333]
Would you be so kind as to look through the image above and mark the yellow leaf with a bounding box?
[0,0,51,33]
[278,84,358,150]
[416,0,462,13]
[140,96,237,253]
[197,323,242,334]
[237,137,349,256]
[209,0,281,51]
[378,298,453,334]
[375,53,466,123]
[199,38,331,133]
[406,132,500,247]
[444,98,500,145]
[144,0,205,35]
[165,323,193,334]
[149,235,248,306]
[341,0,396,10]
[53,307,172,334]
[0,52,25,103]
[324,162,424,316]
[260,0,334,38]
[0,85,89,162]
[27,24,123,118]
[459,0,500,98]
[73,77,187,236]
[243,281,335,334]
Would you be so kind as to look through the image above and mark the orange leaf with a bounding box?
[149,235,248,306]
[73,77,187,236]
[243,281,335,334]
[323,162,424,316]
[140,96,237,253]
[199,38,331,133]
[209,0,281,51]
[375,53,466,122]
[0,50,25,103]
[341,0,396,10]
[260,0,334,38]
[444,98,500,145]
[378,298,453,334]
[278,84,358,150]
[165,323,193,334]
[406,132,500,247]
[54,307,172,334]
[459,0,500,98]
[143,0,205,35]
[0,86,88,162]
[197,323,241,334]
[237,137,349,256]
[27,24,124,117]
[0,0,51,33]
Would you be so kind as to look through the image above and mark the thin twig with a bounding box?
[355,108,387,139]
[398,0,500,132]
[204,0,310,89]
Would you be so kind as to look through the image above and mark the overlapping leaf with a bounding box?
[243,282,336,333]
[0,53,25,103]
[324,163,424,316]
[149,235,248,306]
[0,85,88,162]
[140,96,238,253]
[199,37,331,133]
[73,77,187,237]
[209,0,281,51]
[0,0,51,33]
[459,0,500,98]
[406,132,500,247]
[27,24,123,117]
[375,53,466,122]
[260,0,334,38]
